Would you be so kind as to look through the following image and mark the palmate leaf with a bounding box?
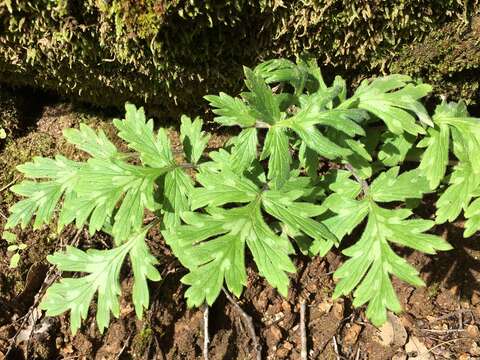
[6,156,82,229]
[163,167,194,230]
[230,128,258,173]
[165,164,336,306]
[254,58,308,95]
[417,101,480,234]
[113,103,174,168]
[180,115,210,164]
[333,204,451,326]
[378,131,416,167]
[39,228,160,334]
[419,101,480,189]
[63,124,118,159]
[8,104,203,240]
[370,168,431,202]
[165,203,296,306]
[204,92,256,127]
[321,168,450,325]
[260,127,291,189]
[435,161,480,224]
[350,74,432,135]
[277,89,365,160]
[60,158,165,244]
[243,67,281,125]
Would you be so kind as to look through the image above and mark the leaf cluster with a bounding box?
[7,55,478,332]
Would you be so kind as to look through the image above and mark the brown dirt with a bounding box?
[0,91,479,360]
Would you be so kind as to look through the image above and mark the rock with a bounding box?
[344,323,363,346]
[466,325,479,339]
[377,313,408,347]
[471,292,480,306]
[469,341,480,356]
[405,336,432,360]
[332,300,344,320]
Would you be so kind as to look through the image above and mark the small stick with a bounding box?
[345,163,369,195]
[114,333,132,360]
[420,337,469,356]
[4,228,84,358]
[431,309,472,323]
[300,300,307,360]
[332,336,341,360]
[203,304,209,360]
[0,175,19,193]
[222,288,261,360]
[420,328,465,333]
[355,347,361,360]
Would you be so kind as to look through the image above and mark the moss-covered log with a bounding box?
[390,15,480,105]
[0,1,475,118]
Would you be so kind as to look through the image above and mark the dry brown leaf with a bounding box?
[377,312,408,347]
[405,336,432,360]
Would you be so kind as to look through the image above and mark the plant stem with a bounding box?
[300,299,307,360]
[345,163,369,195]
[222,288,262,360]
[203,304,209,360]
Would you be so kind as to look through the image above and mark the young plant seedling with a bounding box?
[2,230,26,268]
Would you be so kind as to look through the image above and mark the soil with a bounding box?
[0,88,479,360]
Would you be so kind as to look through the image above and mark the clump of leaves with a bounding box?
[2,231,26,268]
[7,55,478,333]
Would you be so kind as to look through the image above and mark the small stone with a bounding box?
[276,347,290,358]
[466,324,479,339]
[318,299,332,314]
[284,341,293,350]
[458,353,470,360]
[270,325,282,343]
[405,336,432,360]
[344,323,362,346]
[281,300,291,313]
[470,341,480,356]
[333,300,344,320]
[306,282,317,293]
[472,292,480,306]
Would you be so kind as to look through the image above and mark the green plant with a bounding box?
[7,56,479,334]
[2,230,26,268]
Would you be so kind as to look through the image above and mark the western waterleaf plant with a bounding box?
[6,56,476,332]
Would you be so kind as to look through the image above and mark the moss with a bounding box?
[0,86,20,143]
[390,15,480,104]
[0,132,55,206]
[131,327,154,358]
[0,1,476,118]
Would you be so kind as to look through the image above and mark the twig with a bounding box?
[420,328,465,334]
[203,304,209,360]
[332,336,341,360]
[0,175,19,193]
[420,337,469,356]
[222,287,261,360]
[354,347,361,360]
[344,163,369,195]
[300,300,307,360]
[114,333,132,360]
[431,309,472,323]
[4,228,84,358]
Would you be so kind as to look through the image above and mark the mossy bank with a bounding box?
[0,1,477,118]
